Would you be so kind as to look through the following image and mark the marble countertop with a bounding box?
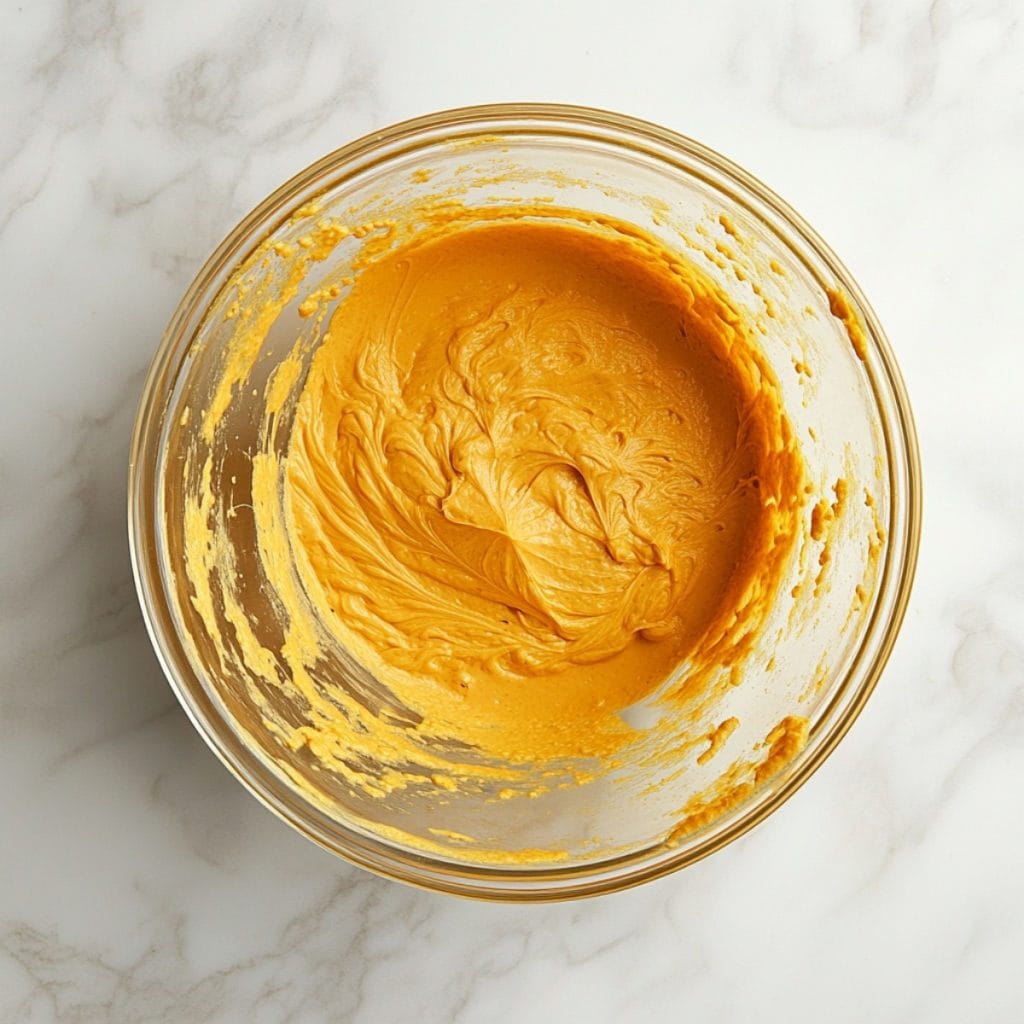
[3,1,1022,1020]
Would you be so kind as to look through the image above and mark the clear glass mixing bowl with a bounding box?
[128,104,920,900]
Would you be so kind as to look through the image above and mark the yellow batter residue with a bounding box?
[179,197,821,860]
[827,287,868,362]
[665,715,810,845]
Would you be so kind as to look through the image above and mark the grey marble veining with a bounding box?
[2,1,1023,1021]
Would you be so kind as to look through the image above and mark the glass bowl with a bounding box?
[128,103,920,900]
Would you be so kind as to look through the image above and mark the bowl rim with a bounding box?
[128,102,922,901]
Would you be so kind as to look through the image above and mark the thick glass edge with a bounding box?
[128,103,923,901]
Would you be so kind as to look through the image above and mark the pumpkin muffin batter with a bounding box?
[180,198,812,855]
[280,212,802,768]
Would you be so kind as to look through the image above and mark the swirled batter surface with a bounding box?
[283,215,800,765]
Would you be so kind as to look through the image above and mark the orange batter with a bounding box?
[282,212,802,766]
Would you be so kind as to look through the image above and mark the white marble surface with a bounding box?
[2,0,1022,1020]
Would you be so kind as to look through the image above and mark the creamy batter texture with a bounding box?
[281,209,803,768]
[179,195,829,860]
